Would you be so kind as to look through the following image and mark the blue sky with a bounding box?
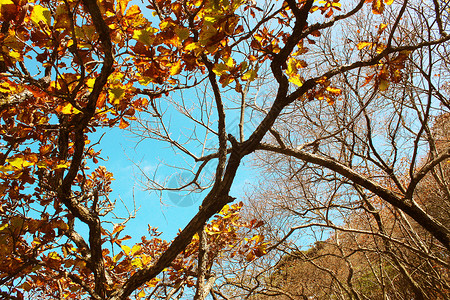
[92,119,255,243]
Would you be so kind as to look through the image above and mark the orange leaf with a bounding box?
[119,118,129,129]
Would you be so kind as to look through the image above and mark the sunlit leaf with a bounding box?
[131,257,143,268]
[289,76,303,87]
[170,60,182,76]
[131,244,141,256]
[121,245,131,255]
[326,86,342,95]
[372,0,384,14]
[357,42,373,50]
[113,252,124,263]
[119,118,129,129]
[7,157,34,169]
[0,223,8,232]
[54,161,70,169]
[133,27,157,47]
[30,5,51,28]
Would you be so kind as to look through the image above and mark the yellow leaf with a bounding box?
[59,103,82,115]
[220,204,230,215]
[30,5,51,28]
[185,42,200,51]
[159,21,170,30]
[357,42,373,50]
[384,0,394,5]
[141,254,152,264]
[7,157,34,169]
[379,23,388,32]
[117,0,131,15]
[224,57,235,68]
[86,78,96,92]
[372,0,384,14]
[9,50,20,60]
[121,245,131,255]
[133,27,157,46]
[54,161,70,170]
[0,223,8,232]
[131,257,143,268]
[242,69,257,81]
[138,290,145,298]
[60,103,73,114]
[212,63,229,76]
[326,86,342,95]
[288,76,303,87]
[131,244,141,256]
[170,60,182,76]
[48,251,61,260]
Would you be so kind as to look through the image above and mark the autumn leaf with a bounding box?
[7,157,35,169]
[170,61,182,76]
[113,252,124,263]
[57,103,82,115]
[113,224,126,235]
[289,76,303,87]
[326,86,342,95]
[30,5,51,28]
[131,257,143,268]
[372,0,384,14]
[131,244,141,256]
[174,26,190,41]
[133,27,158,47]
[117,0,131,15]
[119,118,130,129]
[378,78,389,91]
[357,42,373,50]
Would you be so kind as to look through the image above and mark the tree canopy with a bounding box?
[0,0,449,299]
